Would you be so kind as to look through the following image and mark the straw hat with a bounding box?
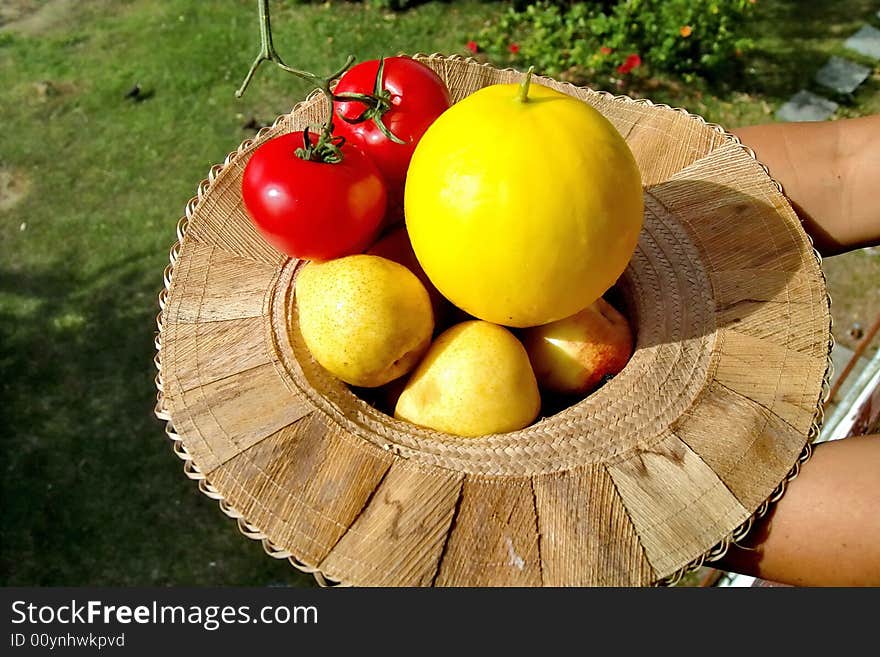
[154,55,832,586]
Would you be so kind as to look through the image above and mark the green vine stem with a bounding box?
[236,0,354,163]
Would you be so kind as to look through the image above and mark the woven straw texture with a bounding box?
[155,55,832,587]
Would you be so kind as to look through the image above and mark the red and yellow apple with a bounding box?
[521,298,633,396]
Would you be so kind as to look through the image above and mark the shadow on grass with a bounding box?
[0,256,315,586]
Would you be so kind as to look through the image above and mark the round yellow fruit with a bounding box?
[394,320,541,437]
[404,74,643,328]
[295,255,434,388]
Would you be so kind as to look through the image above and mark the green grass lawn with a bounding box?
[1,0,877,586]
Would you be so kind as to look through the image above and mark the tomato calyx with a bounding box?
[296,128,346,164]
[332,58,407,145]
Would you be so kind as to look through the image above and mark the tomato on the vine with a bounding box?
[241,130,387,261]
[333,57,452,210]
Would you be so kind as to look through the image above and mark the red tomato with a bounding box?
[241,131,387,261]
[333,57,452,208]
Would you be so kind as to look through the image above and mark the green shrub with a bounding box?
[470,0,756,87]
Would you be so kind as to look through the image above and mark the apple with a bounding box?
[521,297,634,396]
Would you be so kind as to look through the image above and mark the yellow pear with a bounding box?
[394,320,541,437]
[295,255,434,388]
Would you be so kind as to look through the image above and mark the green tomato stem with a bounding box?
[518,66,535,103]
[236,0,354,163]
[236,0,284,98]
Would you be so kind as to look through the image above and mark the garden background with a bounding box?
[2,0,879,587]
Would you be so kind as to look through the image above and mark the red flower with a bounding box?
[508,43,520,54]
[599,46,613,55]
[466,40,479,54]
[616,53,642,74]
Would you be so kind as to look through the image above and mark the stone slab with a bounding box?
[775,90,838,122]
[814,56,871,94]
[844,24,880,60]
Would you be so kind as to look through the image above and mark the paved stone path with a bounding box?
[775,16,879,122]
[776,90,839,122]
[845,24,880,59]
[814,55,871,94]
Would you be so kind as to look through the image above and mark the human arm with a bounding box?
[732,115,880,255]
[715,434,880,586]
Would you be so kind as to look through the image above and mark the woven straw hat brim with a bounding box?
[155,55,832,587]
